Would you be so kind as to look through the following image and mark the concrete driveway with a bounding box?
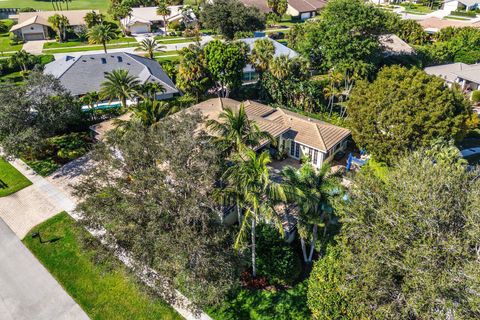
[22,40,47,55]
[0,219,89,320]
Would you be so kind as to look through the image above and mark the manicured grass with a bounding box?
[23,212,181,320]
[153,50,179,57]
[43,36,137,49]
[156,55,180,63]
[0,158,32,197]
[0,0,109,11]
[444,15,471,20]
[154,36,196,44]
[43,42,137,53]
[0,33,23,53]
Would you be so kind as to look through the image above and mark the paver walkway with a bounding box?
[22,40,47,55]
[0,218,90,320]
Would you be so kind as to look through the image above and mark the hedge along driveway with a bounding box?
[0,158,32,197]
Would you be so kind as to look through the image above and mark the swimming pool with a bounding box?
[81,102,122,112]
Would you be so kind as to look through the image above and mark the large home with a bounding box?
[239,37,299,83]
[425,62,480,97]
[443,0,480,12]
[9,10,95,41]
[121,6,196,34]
[190,98,351,169]
[44,52,179,101]
[417,17,480,33]
[286,0,327,20]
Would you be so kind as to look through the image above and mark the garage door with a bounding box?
[23,33,45,41]
[130,24,149,34]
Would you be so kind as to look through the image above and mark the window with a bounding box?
[290,140,295,156]
[313,150,318,165]
[101,58,107,64]
[295,142,300,158]
[282,139,286,151]
[308,148,313,161]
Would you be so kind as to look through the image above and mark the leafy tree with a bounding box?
[176,44,211,101]
[348,66,471,163]
[108,3,132,35]
[156,1,171,35]
[308,147,480,318]
[395,19,429,46]
[48,14,70,42]
[0,72,84,156]
[100,69,141,108]
[74,114,240,307]
[200,0,266,40]
[282,162,341,263]
[84,10,105,28]
[7,50,38,73]
[204,40,247,97]
[135,38,165,59]
[88,23,118,53]
[290,0,388,76]
[267,0,288,18]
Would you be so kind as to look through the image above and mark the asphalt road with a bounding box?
[0,218,89,320]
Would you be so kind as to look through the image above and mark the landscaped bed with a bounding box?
[0,158,32,197]
[23,212,181,320]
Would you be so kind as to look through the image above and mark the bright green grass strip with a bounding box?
[43,42,136,54]
[156,55,180,63]
[0,33,23,52]
[43,37,137,49]
[153,50,179,57]
[0,0,109,11]
[0,158,32,197]
[23,212,181,320]
[154,37,196,44]
[444,15,471,20]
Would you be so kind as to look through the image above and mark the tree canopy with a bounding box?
[347,66,471,162]
[200,0,266,40]
[308,146,480,319]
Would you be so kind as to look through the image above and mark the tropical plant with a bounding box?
[269,55,293,80]
[206,104,273,158]
[267,0,288,18]
[135,38,165,59]
[250,38,275,74]
[156,1,171,35]
[87,23,117,53]
[7,50,37,73]
[84,11,105,28]
[281,162,341,263]
[48,14,70,42]
[222,149,286,277]
[80,91,100,120]
[176,44,211,101]
[108,3,132,35]
[136,81,166,101]
[132,100,178,126]
[100,69,141,108]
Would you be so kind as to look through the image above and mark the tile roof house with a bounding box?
[44,52,179,98]
[425,62,480,98]
[239,37,298,83]
[10,10,95,41]
[120,6,196,34]
[379,34,415,56]
[286,0,327,20]
[190,98,351,168]
[417,17,480,33]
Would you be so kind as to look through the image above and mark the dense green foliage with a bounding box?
[23,212,181,320]
[0,158,32,197]
[200,0,266,39]
[307,147,480,318]
[348,66,471,162]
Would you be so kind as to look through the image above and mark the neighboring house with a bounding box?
[425,63,480,97]
[238,0,272,13]
[286,0,327,20]
[239,37,299,83]
[443,0,480,12]
[418,17,480,33]
[44,52,179,99]
[190,98,351,169]
[9,10,95,41]
[379,34,415,56]
[121,6,196,34]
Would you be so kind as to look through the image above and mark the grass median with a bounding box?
[0,158,32,197]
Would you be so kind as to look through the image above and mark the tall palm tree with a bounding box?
[48,14,69,42]
[223,149,286,277]
[156,1,171,35]
[206,103,273,158]
[281,162,341,263]
[80,91,100,120]
[132,100,178,126]
[100,69,141,109]
[135,38,165,59]
[84,11,105,28]
[136,81,166,101]
[88,24,117,53]
[250,38,275,74]
[7,50,37,73]
[269,55,292,80]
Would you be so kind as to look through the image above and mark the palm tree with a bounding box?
[48,14,69,42]
[80,91,100,120]
[250,38,275,74]
[132,100,177,126]
[223,149,286,277]
[281,162,341,263]
[136,81,166,101]
[135,38,165,59]
[7,50,37,73]
[269,55,292,80]
[88,24,117,53]
[100,69,141,109]
[206,103,273,158]
[156,1,171,36]
[84,11,105,28]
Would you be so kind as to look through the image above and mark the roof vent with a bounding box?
[117,56,123,62]
[126,62,130,65]
[65,55,74,61]
[101,58,107,64]
[90,57,94,59]
[82,60,86,62]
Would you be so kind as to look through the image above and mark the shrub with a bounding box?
[233,31,254,39]
[472,90,480,103]
[9,33,23,45]
[0,22,8,34]
[47,132,90,161]
[450,10,477,17]
[18,7,36,12]
[256,223,302,286]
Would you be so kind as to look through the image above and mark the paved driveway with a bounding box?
[22,40,47,55]
[0,219,89,320]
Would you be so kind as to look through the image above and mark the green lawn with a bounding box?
[43,42,137,53]
[23,212,181,320]
[154,37,196,44]
[0,0,110,11]
[445,15,471,20]
[43,36,137,49]
[0,33,23,53]
[0,158,32,197]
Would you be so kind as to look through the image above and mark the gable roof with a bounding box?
[288,0,327,13]
[10,10,95,31]
[44,52,179,96]
[121,6,195,26]
[191,98,351,152]
[425,62,480,84]
[240,37,299,59]
[238,0,272,13]
[379,34,415,56]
